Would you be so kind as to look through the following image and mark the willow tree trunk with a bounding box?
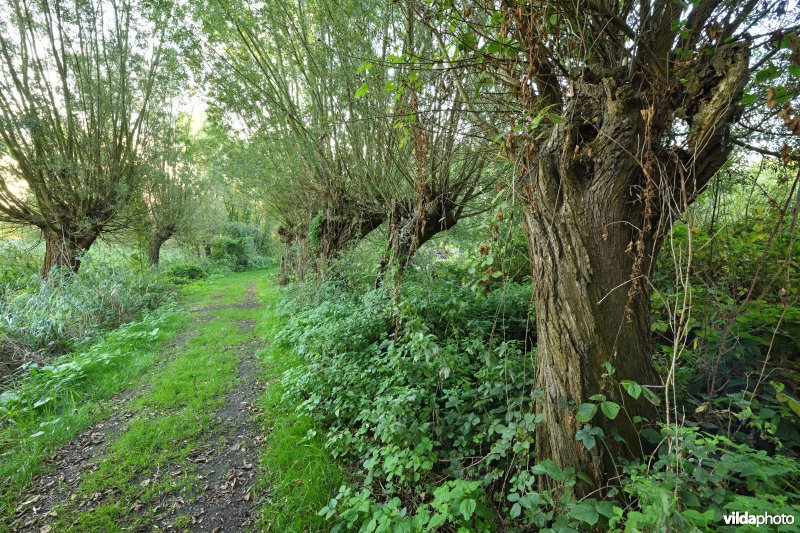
[316,212,384,278]
[278,224,310,282]
[522,48,749,495]
[41,229,98,277]
[523,113,660,495]
[376,200,457,285]
[277,225,296,285]
[148,232,172,266]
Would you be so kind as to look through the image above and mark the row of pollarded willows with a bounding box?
[0,0,215,274]
[196,0,800,497]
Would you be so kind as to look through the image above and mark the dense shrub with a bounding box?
[163,262,208,284]
[651,193,800,456]
[0,242,39,287]
[275,269,542,529]
[210,222,274,271]
[0,309,174,425]
[272,193,800,530]
[615,427,800,529]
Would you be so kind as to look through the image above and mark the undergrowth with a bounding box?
[0,243,176,378]
[271,211,800,531]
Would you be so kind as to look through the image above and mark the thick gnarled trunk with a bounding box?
[41,229,98,277]
[277,225,295,285]
[315,212,384,276]
[522,176,661,492]
[523,108,661,494]
[277,223,311,284]
[522,46,749,495]
[279,210,384,284]
[148,232,172,266]
[376,199,457,284]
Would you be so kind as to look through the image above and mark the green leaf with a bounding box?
[575,403,598,422]
[621,380,642,400]
[32,397,53,409]
[530,459,562,481]
[776,393,800,416]
[354,82,368,99]
[600,401,620,419]
[575,425,603,451]
[577,431,596,451]
[509,502,522,518]
[0,392,20,405]
[571,502,599,525]
[547,112,563,124]
[641,387,661,406]
[595,501,617,519]
[640,427,662,444]
[755,65,781,83]
[459,498,477,520]
[428,513,447,529]
[651,320,669,333]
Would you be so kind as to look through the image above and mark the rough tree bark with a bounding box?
[41,228,99,277]
[376,198,458,284]
[522,45,750,494]
[148,232,173,266]
[316,212,385,276]
[277,224,296,285]
[277,222,312,283]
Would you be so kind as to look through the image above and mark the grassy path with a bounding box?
[3,270,342,532]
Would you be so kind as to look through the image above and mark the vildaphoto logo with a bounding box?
[723,511,795,527]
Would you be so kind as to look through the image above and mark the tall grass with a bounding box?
[0,240,177,379]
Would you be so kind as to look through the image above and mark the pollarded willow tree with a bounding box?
[417,0,800,493]
[374,4,499,281]
[140,111,205,266]
[0,0,173,275]
[199,0,502,282]
[196,0,399,279]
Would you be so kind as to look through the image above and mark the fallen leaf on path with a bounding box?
[15,495,40,512]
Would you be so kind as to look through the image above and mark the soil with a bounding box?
[152,337,266,531]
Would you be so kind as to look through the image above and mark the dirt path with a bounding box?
[157,337,266,531]
[9,272,271,532]
[9,325,200,532]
